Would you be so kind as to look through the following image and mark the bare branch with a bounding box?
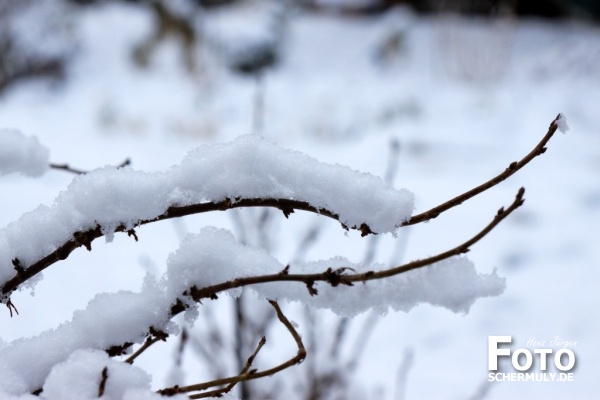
[186,187,525,302]
[49,163,87,175]
[404,115,560,226]
[346,311,379,371]
[158,300,305,399]
[49,159,130,175]
[124,335,163,365]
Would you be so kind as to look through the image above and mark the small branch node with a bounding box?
[12,259,25,276]
[306,281,318,296]
[149,327,169,342]
[279,265,290,275]
[358,223,373,237]
[324,267,355,287]
[105,342,133,357]
[127,229,138,242]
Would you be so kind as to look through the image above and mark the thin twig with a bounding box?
[110,188,521,357]
[219,336,267,397]
[233,296,250,399]
[330,317,349,359]
[98,188,523,376]
[49,158,131,175]
[49,163,87,175]
[404,114,560,226]
[158,300,305,398]
[189,336,267,399]
[124,335,163,364]
[186,188,525,302]
[346,311,379,371]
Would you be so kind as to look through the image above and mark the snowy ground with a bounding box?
[1,3,599,399]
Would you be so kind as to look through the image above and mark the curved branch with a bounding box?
[403,115,561,226]
[102,188,523,381]
[2,116,558,297]
[0,199,349,296]
[184,188,524,302]
[158,300,305,398]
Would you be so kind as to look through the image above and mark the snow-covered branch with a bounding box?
[0,135,414,297]
[0,116,566,399]
[0,189,517,395]
[0,115,565,299]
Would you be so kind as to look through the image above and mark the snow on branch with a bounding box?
[0,135,414,296]
[0,115,565,297]
[0,189,518,395]
[556,113,570,134]
[0,129,49,177]
[0,116,565,399]
[182,188,523,316]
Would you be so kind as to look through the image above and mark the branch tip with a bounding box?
[5,299,19,317]
[405,117,558,226]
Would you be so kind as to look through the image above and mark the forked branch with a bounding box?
[157,300,305,399]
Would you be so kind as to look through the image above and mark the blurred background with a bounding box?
[1,0,599,399]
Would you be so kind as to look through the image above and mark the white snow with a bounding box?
[557,113,570,133]
[0,347,189,399]
[0,130,49,177]
[0,225,503,395]
[0,281,171,393]
[0,3,597,399]
[167,227,504,316]
[0,134,414,290]
[43,350,150,400]
[257,256,505,316]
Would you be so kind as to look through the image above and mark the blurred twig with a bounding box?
[158,300,305,399]
[49,158,131,175]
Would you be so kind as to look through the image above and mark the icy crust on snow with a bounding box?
[0,130,49,177]
[0,134,414,288]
